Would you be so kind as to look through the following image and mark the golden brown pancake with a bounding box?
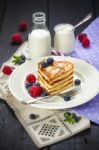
[38,60,74,82]
[38,58,74,95]
[38,72,73,89]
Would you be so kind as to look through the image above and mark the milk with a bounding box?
[28,29,51,63]
[54,24,75,54]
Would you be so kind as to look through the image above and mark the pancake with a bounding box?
[38,68,73,84]
[38,72,73,89]
[49,83,73,95]
[38,60,74,82]
[38,58,74,95]
[39,78,73,93]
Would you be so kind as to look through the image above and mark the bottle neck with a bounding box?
[32,12,47,30]
[33,20,46,29]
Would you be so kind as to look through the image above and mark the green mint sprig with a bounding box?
[64,112,81,124]
[12,55,21,65]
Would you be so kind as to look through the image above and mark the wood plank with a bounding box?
[0,0,48,150]
[84,123,99,143]
[0,0,48,66]
[0,0,6,31]
[50,125,99,150]
[93,0,99,16]
[50,129,89,150]
[49,0,94,45]
[0,100,38,150]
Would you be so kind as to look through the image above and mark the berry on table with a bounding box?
[12,55,26,65]
[28,86,43,97]
[26,74,36,83]
[20,55,26,61]
[11,33,22,44]
[2,65,13,75]
[74,79,81,85]
[64,112,71,118]
[73,116,81,122]
[78,33,87,42]
[82,37,90,48]
[64,95,71,101]
[29,114,36,119]
[18,20,28,31]
[19,59,25,65]
[47,57,54,65]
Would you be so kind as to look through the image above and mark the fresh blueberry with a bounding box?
[33,82,40,86]
[41,61,48,68]
[73,116,81,122]
[64,112,71,117]
[47,57,54,65]
[20,55,26,60]
[66,112,71,115]
[41,92,49,97]
[19,59,25,65]
[74,79,81,85]
[29,114,36,119]
[26,83,33,89]
[72,113,76,117]
[64,95,71,101]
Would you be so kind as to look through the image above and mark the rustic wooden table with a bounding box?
[0,0,99,150]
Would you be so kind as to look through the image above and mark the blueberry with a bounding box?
[26,83,33,89]
[20,55,26,60]
[41,92,49,97]
[33,82,40,86]
[41,61,48,68]
[74,79,81,85]
[47,57,54,65]
[64,95,71,101]
[64,112,71,118]
[73,116,81,122]
[19,59,25,65]
[66,112,71,115]
[29,114,36,119]
[72,113,76,117]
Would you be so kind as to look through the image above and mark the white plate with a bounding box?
[8,56,99,109]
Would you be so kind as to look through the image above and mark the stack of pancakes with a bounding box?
[38,59,74,95]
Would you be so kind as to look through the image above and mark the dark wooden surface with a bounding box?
[0,0,99,150]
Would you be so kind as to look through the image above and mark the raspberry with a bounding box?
[82,37,90,48]
[11,33,22,44]
[78,33,87,42]
[29,86,43,97]
[2,65,13,75]
[26,74,36,83]
[18,20,28,31]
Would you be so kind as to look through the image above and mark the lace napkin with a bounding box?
[0,42,90,148]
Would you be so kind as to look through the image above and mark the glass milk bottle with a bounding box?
[28,12,51,63]
[54,24,75,54]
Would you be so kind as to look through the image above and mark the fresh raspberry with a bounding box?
[29,86,43,97]
[78,33,87,42]
[2,65,13,75]
[11,33,22,44]
[26,74,36,83]
[82,37,90,48]
[18,20,28,31]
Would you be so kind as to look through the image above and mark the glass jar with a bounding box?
[54,24,75,54]
[28,12,51,63]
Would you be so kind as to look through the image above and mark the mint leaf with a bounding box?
[12,55,21,65]
[64,112,81,124]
